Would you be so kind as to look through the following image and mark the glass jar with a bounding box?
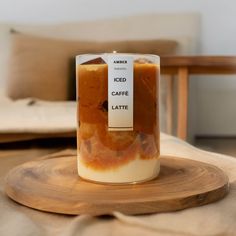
[76,53,160,184]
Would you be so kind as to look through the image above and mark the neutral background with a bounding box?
[0,0,236,137]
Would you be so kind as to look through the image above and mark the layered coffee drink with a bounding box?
[76,54,160,184]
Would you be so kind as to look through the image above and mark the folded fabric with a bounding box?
[0,134,236,236]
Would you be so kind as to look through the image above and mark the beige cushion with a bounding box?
[7,32,178,100]
[7,33,76,101]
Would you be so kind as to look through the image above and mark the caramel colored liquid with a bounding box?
[77,63,160,170]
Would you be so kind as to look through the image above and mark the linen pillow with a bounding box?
[7,32,178,101]
[6,33,109,101]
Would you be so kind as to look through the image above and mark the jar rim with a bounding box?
[76,53,160,65]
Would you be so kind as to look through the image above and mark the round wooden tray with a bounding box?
[5,156,229,216]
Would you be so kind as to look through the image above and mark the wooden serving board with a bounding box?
[5,155,229,216]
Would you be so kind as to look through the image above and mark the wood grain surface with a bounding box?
[5,155,229,216]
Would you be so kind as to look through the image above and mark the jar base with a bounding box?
[77,158,160,185]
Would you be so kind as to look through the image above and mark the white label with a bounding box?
[108,55,133,131]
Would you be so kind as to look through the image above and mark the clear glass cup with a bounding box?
[76,53,160,184]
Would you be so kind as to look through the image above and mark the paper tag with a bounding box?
[108,55,133,131]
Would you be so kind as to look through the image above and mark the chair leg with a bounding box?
[177,67,189,140]
[166,75,174,135]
